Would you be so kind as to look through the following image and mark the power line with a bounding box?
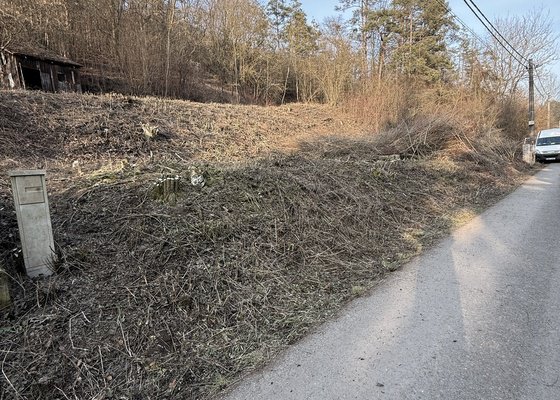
[534,68,549,99]
[434,0,514,82]
[433,0,492,51]
[406,0,538,133]
[534,80,546,99]
[434,0,508,59]
[461,0,527,67]
[464,0,529,64]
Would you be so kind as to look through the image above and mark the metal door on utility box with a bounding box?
[9,170,55,278]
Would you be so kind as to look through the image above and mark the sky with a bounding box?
[299,0,560,94]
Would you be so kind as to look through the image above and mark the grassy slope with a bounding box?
[0,90,533,399]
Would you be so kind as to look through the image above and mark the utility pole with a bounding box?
[528,59,535,136]
[548,99,551,129]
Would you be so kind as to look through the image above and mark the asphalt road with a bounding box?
[222,163,560,400]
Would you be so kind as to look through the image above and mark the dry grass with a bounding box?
[0,90,535,400]
[0,90,363,171]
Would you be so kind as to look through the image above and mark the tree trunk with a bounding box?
[164,0,176,98]
[282,65,290,105]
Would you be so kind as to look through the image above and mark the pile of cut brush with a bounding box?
[0,90,533,400]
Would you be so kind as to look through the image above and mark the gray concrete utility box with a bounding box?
[9,170,55,277]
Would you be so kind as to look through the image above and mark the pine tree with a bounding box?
[338,0,377,79]
[390,0,456,82]
[266,0,292,50]
[285,4,319,101]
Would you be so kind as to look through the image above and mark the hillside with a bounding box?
[0,90,534,399]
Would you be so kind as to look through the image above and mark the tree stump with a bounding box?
[153,175,181,204]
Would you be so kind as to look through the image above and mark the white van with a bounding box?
[535,128,560,162]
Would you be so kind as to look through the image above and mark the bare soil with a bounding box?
[0,90,535,400]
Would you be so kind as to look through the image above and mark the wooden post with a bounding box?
[528,59,535,137]
[0,263,10,311]
[50,67,56,93]
[548,99,551,129]
[18,62,26,89]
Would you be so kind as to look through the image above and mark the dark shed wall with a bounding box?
[0,50,81,93]
[52,64,82,93]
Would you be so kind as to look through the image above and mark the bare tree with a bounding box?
[485,7,559,98]
[315,17,357,105]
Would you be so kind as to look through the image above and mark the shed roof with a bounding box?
[2,45,82,67]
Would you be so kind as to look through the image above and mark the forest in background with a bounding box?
[1,0,559,135]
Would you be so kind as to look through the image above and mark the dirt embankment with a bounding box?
[0,90,534,399]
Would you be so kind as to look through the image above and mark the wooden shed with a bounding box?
[0,45,82,93]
